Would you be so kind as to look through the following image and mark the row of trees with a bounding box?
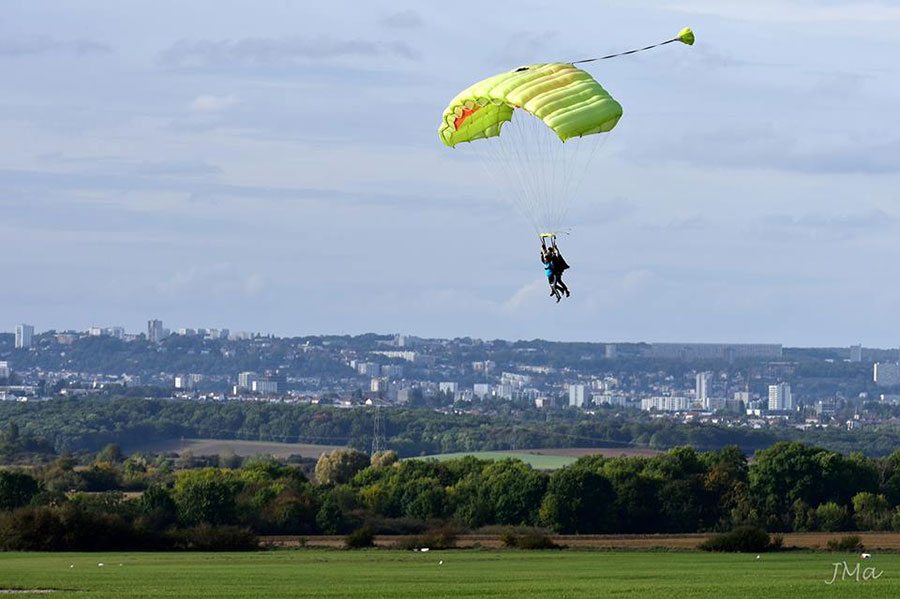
[6,442,900,551]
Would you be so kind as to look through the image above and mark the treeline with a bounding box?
[5,398,900,459]
[5,442,900,550]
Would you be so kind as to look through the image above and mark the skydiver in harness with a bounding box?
[540,234,570,303]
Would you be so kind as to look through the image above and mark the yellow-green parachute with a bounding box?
[439,63,623,148]
[439,29,693,236]
[438,64,623,233]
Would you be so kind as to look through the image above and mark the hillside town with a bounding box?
[4,321,900,435]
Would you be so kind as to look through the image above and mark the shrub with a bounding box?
[699,526,777,553]
[826,535,864,552]
[395,526,458,550]
[170,524,259,551]
[0,505,142,551]
[501,531,561,550]
[369,517,427,535]
[345,526,375,549]
[394,536,422,550]
[0,507,65,551]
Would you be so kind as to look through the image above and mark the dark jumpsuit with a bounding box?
[551,253,569,296]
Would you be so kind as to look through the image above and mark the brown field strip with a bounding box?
[126,438,344,458]
[261,532,900,551]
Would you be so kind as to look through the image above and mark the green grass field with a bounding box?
[0,550,896,598]
[414,451,577,469]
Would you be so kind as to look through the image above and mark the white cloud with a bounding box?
[188,94,237,113]
[670,0,900,22]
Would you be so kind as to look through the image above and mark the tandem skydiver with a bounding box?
[540,235,570,303]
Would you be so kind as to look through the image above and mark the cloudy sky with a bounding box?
[2,1,899,346]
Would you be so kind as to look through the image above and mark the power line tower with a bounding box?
[371,405,385,455]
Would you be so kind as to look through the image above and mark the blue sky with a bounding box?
[1,1,899,345]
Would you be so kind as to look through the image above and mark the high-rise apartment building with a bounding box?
[15,324,33,349]
[569,384,588,408]
[695,372,711,408]
[768,383,793,411]
[237,371,257,391]
[147,319,165,343]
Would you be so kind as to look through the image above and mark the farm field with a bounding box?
[414,451,577,469]
[0,550,895,598]
[416,447,661,469]
[121,441,661,467]
[530,446,662,458]
[125,438,343,458]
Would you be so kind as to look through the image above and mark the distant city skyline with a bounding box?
[4,320,900,352]
[2,2,899,345]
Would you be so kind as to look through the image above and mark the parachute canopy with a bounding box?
[438,30,692,235]
[438,63,622,148]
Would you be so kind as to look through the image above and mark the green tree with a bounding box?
[0,471,40,511]
[749,442,875,530]
[400,478,447,520]
[539,467,615,533]
[852,492,891,531]
[315,494,346,534]
[483,460,548,526]
[173,469,243,526]
[370,450,399,469]
[814,502,850,532]
[97,444,124,464]
[315,449,370,486]
[139,484,177,527]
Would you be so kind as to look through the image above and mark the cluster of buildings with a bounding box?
[148,319,254,343]
[5,324,900,432]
